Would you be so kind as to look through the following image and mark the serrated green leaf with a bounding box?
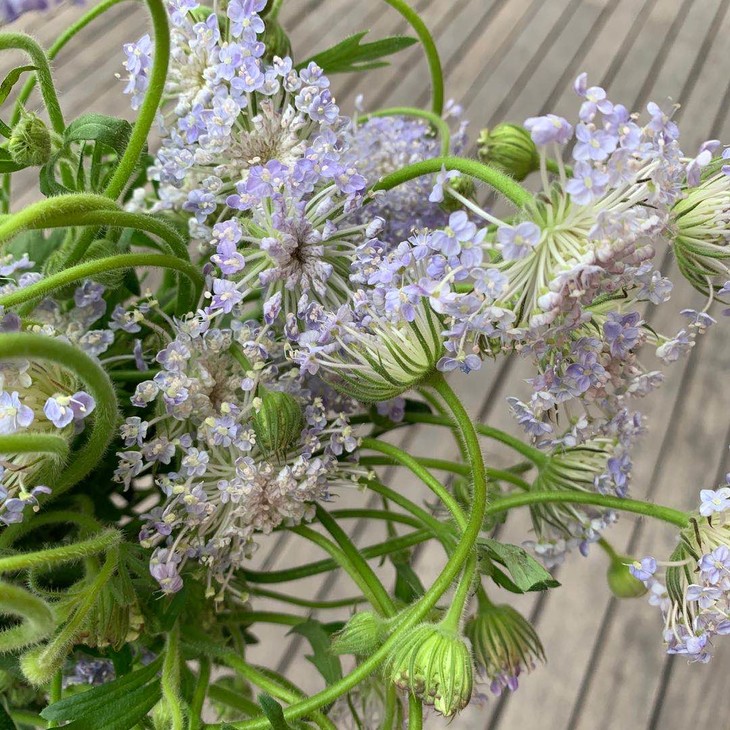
[297,31,417,74]
[0,701,17,730]
[258,695,294,730]
[479,538,560,592]
[287,619,342,686]
[41,655,162,723]
[0,65,36,107]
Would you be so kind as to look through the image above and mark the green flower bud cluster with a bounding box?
[386,622,473,716]
[8,111,52,168]
[251,387,304,459]
[477,123,539,181]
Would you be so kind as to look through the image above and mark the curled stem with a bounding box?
[372,155,532,208]
[358,107,450,155]
[382,0,443,115]
[0,32,64,133]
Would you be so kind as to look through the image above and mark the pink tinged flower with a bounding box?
[497,221,541,261]
[0,391,34,434]
[524,114,573,145]
[699,487,730,516]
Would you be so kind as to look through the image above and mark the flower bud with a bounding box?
[439,175,476,214]
[8,111,52,167]
[465,600,544,695]
[477,123,539,181]
[606,554,648,598]
[250,387,303,457]
[386,622,473,716]
[331,611,387,655]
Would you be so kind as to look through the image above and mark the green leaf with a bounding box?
[63,114,132,156]
[297,31,417,74]
[287,619,342,686]
[258,695,294,730]
[0,148,26,173]
[478,538,560,592]
[393,557,425,603]
[0,701,17,730]
[41,656,162,723]
[0,65,36,106]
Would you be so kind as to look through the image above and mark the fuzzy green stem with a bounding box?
[0,253,204,310]
[162,624,185,730]
[104,0,169,199]
[47,671,62,728]
[0,433,69,460]
[401,411,547,465]
[223,375,488,729]
[291,523,392,616]
[188,656,211,730]
[0,335,118,546]
[358,107,450,155]
[12,0,128,125]
[361,438,467,531]
[382,0,443,115]
[486,491,689,528]
[381,684,398,730]
[407,695,423,730]
[0,33,64,133]
[372,156,532,208]
[316,504,396,616]
[329,508,423,531]
[240,530,430,584]
[249,587,367,610]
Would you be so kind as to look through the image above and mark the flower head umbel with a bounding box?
[124,1,372,319]
[386,622,473,716]
[122,313,365,597]
[465,597,544,695]
[631,475,730,663]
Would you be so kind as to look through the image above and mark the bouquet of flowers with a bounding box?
[0,1,728,727]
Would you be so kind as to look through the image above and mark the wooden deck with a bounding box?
[8,1,730,727]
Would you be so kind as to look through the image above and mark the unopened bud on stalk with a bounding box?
[386,622,473,716]
[8,110,51,167]
[439,174,476,214]
[332,611,388,656]
[606,554,648,598]
[251,387,303,458]
[465,599,544,695]
[262,20,292,62]
[477,123,539,181]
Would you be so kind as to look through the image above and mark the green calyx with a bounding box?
[251,387,303,458]
[386,622,473,716]
[477,123,539,182]
[465,599,544,686]
[8,110,52,167]
[331,611,388,656]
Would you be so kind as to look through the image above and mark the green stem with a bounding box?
[9,710,47,728]
[381,684,398,730]
[239,530,430,584]
[291,523,391,616]
[382,0,443,115]
[0,33,64,133]
[12,0,128,125]
[402,411,547,465]
[0,335,119,547]
[183,636,337,730]
[249,587,367,609]
[0,433,69,460]
[0,194,119,248]
[372,156,531,208]
[223,375,489,729]
[329,507,423,531]
[104,0,169,200]
[485,491,689,528]
[229,610,305,627]
[0,253,204,311]
[47,671,62,728]
[1,510,102,543]
[207,684,260,717]
[0,529,120,574]
[361,438,467,530]
[315,504,396,615]
[407,695,423,730]
[597,536,620,561]
[162,624,185,730]
[188,656,211,730]
[359,107,450,155]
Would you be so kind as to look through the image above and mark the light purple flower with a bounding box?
[699,546,730,585]
[43,392,96,429]
[573,123,617,162]
[629,557,657,582]
[497,221,541,261]
[0,391,34,434]
[565,162,609,205]
[524,114,573,145]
